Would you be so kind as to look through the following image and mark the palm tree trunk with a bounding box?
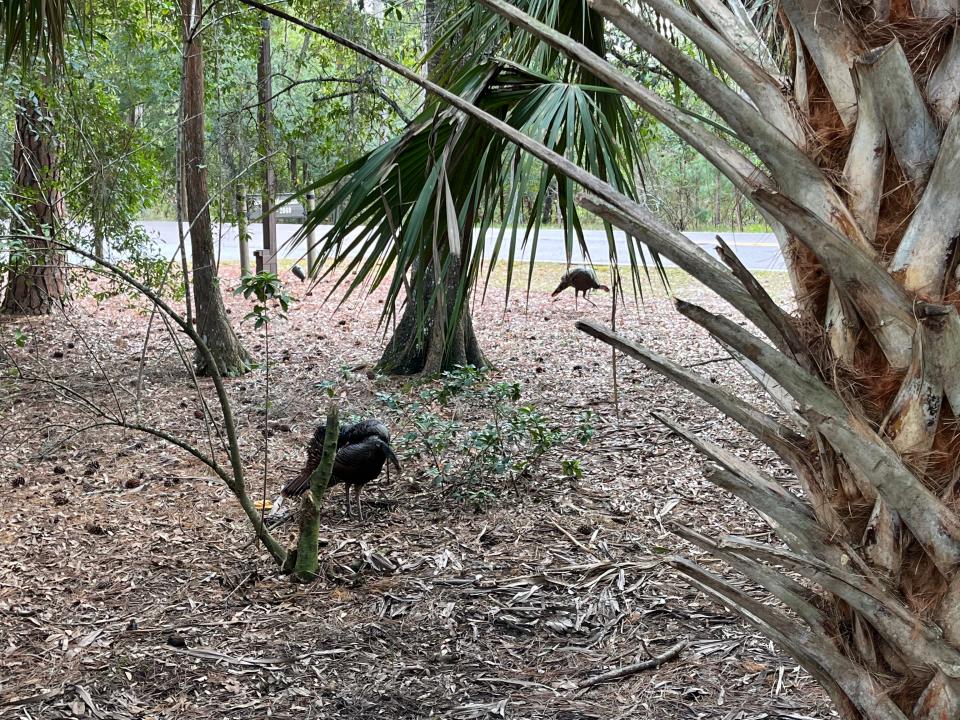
[378,256,488,375]
[180,0,249,376]
[1,94,67,315]
[376,0,488,376]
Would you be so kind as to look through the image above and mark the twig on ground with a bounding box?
[576,639,687,691]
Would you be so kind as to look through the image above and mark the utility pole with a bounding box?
[256,15,278,274]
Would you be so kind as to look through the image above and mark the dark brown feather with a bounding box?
[281,418,398,498]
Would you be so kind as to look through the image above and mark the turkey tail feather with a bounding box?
[281,470,310,498]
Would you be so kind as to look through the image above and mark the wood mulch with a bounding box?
[0,261,829,719]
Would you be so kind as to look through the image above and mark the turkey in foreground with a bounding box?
[551,268,609,305]
[279,418,400,521]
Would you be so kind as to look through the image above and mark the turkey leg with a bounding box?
[355,485,365,522]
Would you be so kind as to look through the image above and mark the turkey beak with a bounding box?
[385,444,401,472]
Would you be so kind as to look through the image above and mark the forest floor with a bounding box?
[0,261,830,719]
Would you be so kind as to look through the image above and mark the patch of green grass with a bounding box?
[218,255,793,306]
[479,260,793,303]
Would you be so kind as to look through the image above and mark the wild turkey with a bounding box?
[551,268,609,305]
[279,418,400,521]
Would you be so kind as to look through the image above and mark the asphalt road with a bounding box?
[133,220,785,272]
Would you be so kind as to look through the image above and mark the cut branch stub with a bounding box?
[880,336,942,455]
[927,30,960,125]
[674,299,960,574]
[858,41,941,195]
[844,60,886,242]
[752,189,916,369]
[919,302,960,415]
[780,0,861,127]
[889,111,960,297]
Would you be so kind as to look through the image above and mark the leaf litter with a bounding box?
[0,263,829,719]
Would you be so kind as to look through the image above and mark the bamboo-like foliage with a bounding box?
[251,0,960,715]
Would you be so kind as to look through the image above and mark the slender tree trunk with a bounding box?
[180,0,249,376]
[1,95,67,315]
[257,16,278,274]
[236,185,250,277]
[542,179,556,223]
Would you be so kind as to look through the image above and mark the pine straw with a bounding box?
[0,265,830,719]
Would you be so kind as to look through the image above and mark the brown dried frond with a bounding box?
[928,411,960,497]
[837,493,878,538]
[802,50,851,175]
[899,549,947,618]
[787,241,830,323]
[822,334,906,425]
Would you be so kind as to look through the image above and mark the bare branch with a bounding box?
[672,558,906,720]
[575,319,807,463]
[676,299,960,574]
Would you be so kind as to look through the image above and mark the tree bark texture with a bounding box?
[378,257,488,375]
[180,0,249,376]
[1,94,67,315]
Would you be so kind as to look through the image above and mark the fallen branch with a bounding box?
[576,639,687,690]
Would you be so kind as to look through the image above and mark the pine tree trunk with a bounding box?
[1,95,67,315]
[180,0,249,376]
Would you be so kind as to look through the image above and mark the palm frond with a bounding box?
[0,0,89,69]
[293,55,649,345]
